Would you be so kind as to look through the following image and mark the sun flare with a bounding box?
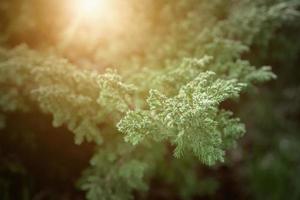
[60,0,127,49]
[73,0,112,22]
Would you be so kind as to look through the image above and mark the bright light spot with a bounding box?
[81,0,101,13]
[72,0,113,22]
[61,0,130,49]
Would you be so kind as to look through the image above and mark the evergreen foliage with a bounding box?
[118,71,246,165]
[0,0,299,199]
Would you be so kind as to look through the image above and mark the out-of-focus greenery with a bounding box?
[0,0,299,199]
[239,12,300,199]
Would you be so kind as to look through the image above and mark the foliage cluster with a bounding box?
[0,0,299,199]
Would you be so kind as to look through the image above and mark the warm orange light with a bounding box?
[73,0,113,22]
[60,0,129,49]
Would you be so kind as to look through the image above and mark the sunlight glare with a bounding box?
[73,0,112,22]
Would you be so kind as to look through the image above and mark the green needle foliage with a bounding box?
[118,71,246,166]
[0,0,299,199]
